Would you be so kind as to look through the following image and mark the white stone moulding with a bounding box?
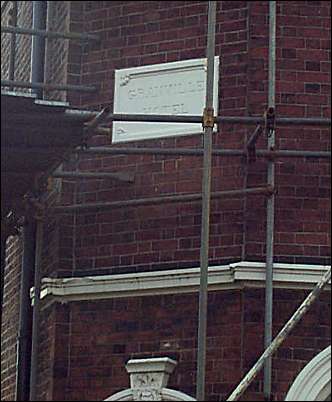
[285,346,331,401]
[38,261,331,304]
[112,57,219,142]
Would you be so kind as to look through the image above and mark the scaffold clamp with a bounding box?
[266,185,276,196]
[264,107,275,137]
[202,107,215,129]
[265,145,276,161]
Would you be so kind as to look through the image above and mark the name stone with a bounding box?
[113,57,219,142]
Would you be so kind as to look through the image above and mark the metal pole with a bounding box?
[264,2,276,399]
[79,146,244,157]
[30,1,47,99]
[267,117,331,127]
[196,2,216,400]
[8,1,18,90]
[3,146,331,159]
[1,24,99,42]
[246,125,263,149]
[52,171,135,183]
[29,218,43,401]
[76,147,331,159]
[258,149,331,158]
[1,79,97,93]
[216,116,331,127]
[63,109,331,127]
[227,267,331,401]
[16,218,36,401]
[53,186,272,214]
[65,110,204,124]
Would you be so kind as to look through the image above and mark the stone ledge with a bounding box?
[37,261,331,304]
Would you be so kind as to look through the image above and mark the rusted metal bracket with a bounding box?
[202,107,215,129]
[264,107,275,138]
[246,125,263,163]
[82,106,111,147]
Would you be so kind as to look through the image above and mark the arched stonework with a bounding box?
[105,357,196,401]
[285,346,331,401]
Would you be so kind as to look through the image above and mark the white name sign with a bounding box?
[113,57,219,142]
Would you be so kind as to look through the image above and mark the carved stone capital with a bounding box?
[126,358,177,401]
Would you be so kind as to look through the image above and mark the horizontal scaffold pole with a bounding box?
[77,147,331,159]
[64,109,331,127]
[53,186,273,213]
[66,110,203,124]
[3,146,330,159]
[226,267,331,401]
[52,171,134,183]
[217,116,331,127]
[1,79,97,93]
[1,25,99,42]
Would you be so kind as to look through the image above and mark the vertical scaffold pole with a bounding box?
[196,2,217,401]
[264,1,276,399]
[30,1,47,99]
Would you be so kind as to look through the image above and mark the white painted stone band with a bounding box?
[38,261,331,304]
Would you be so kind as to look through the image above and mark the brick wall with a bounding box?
[56,0,250,277]
[0,212,61,401]
[42,288,330,401]
[49,3,330,400]
[1,2,71,399]
[1,3,30,398]
[242,1,331,264]
[1,1,331,401]
[0,236,22,401]
[55,0,331,278]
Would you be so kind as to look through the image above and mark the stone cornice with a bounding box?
[38,261,331,304]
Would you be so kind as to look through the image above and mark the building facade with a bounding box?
[1,1,331,401]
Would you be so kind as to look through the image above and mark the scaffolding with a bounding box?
[1,1,331,401]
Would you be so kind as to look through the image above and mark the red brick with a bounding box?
[2,1,331,400]
[295,233,328,245]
